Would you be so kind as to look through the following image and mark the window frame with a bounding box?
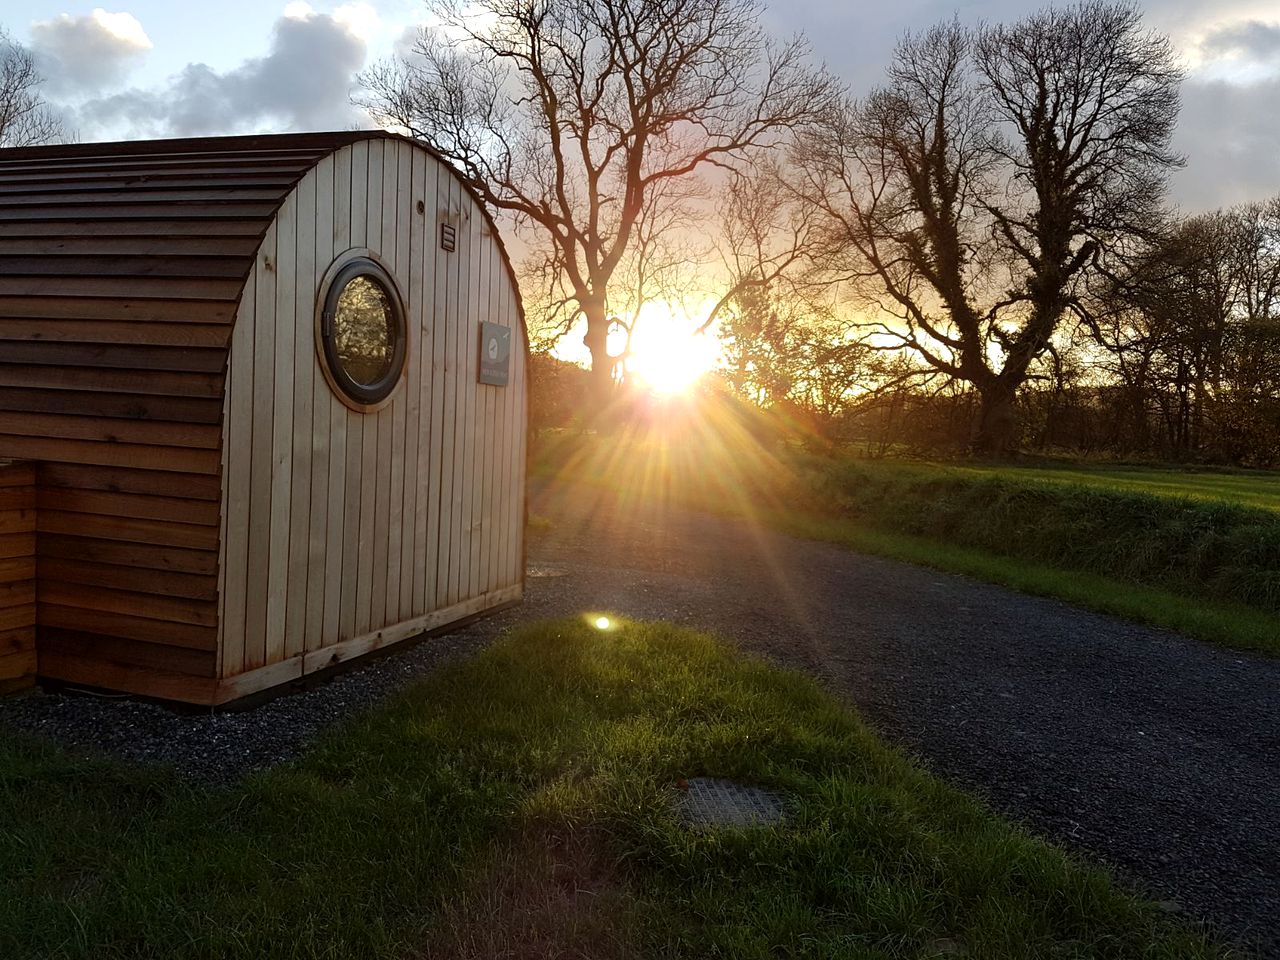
[315,251,409,412]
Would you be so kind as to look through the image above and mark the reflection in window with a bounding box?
[320,257,406,406]
[333,275,395,387]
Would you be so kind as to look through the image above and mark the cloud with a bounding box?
[29,8,152,95]
[70,9,369,140]
[1170,75,1280,210]
[1199,20,1280,64]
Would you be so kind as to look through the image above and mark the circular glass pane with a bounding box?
[333,275,395,387]
[320,258,406,406]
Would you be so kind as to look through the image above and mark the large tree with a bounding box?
[0,29,63,147]
[361,0,832,401]
[800,2,1181,454]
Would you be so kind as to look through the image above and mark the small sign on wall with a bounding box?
[478,321,511,386]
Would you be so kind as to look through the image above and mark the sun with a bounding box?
[622,302,721,396]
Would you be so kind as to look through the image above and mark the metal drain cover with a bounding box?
[674,777,788,828]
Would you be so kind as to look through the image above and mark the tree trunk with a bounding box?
[580,299,615,416]
[972,383,1019,457]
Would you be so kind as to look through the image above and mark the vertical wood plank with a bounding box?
[481,239,501,593]
[381,143,405,623]
[476,225,496,594]
[512,282,527,588]
[324,148,351,648]
[400,143,424,618]
[414,156,441,613]
[220,270,254,677]
[499,270,516,588]
[244,225,277,671]
[305,154,334,651]
[489,240,508,593]
[264,194,297,666]
[285,174,316,659]
[356,140,383,635]
[340,143,367,641]
[434,169,458,609]
[450,187,474,605]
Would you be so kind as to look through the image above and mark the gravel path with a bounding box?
[3,480,1277,954]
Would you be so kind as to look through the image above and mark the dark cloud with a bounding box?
[1200,20,1280,63]
[1171,75,1280,210]
[29,9,152,95]
[71,10,369,140]
[759,1,1280,211]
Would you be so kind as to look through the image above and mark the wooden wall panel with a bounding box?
[0,136,369,699]
[0,461,35,693]
[217,140,527,685]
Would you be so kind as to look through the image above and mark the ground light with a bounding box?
[594,616,612,630]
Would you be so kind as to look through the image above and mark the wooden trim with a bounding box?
[33,584,520,705]
[35,652,217,704]
[220,584,521,705]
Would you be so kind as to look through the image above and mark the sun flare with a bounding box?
[620,301,721,396]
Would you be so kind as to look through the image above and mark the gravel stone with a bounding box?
[2,480,1276,955]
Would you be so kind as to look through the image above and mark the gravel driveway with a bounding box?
[3,479,1277,955]
[523,482,1280,957]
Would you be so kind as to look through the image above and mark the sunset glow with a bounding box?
[621,302,721,396]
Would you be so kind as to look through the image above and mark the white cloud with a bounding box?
[69,9,370,140]
[30,8,152,95]
[334,3,381,43]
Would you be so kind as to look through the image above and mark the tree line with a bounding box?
[365,0,1257,460]
[7,1,1275,462]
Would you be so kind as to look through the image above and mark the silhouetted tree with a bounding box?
[0,29,63,147]
[800,2,1182,455]
[361,0,833,404]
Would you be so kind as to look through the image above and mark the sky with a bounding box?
[2,0,1279,212]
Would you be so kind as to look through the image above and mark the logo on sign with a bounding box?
[478,321,511,386]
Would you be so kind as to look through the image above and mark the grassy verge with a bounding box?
[532,428,1280,657]
[0,619,1230,959]
[805,457,1280,656]
[776,512,1280,656]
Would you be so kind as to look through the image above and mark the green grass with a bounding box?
[947,461,1280,513]
[809,458,1280,629]
[0,619,1232,959]
[532,428,1280,656]
[776,512,1280,656]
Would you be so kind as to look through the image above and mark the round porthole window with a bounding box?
[319,257,407,407]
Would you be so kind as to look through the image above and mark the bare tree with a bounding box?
[360,0,833,403]
[0,29,63,148]
[801,2,1182,454]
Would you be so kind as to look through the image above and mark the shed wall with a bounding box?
[217,139,526,689]
[0,142,333,698]
[0,461,36,693]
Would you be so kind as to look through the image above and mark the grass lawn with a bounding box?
[946,461,1280,513]
[0,618,1229,959]
[534,427,1280,656]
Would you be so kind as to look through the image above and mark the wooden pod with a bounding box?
[0,132,528,705]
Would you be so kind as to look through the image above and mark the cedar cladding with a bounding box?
[0,133,528,703]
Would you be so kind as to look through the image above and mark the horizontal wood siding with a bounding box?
[218,139,526,684]
[0,136,352,694]
[0,461,35,693]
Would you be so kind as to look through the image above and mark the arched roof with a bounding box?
[0,131,427,328]
[0,130,521,451]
